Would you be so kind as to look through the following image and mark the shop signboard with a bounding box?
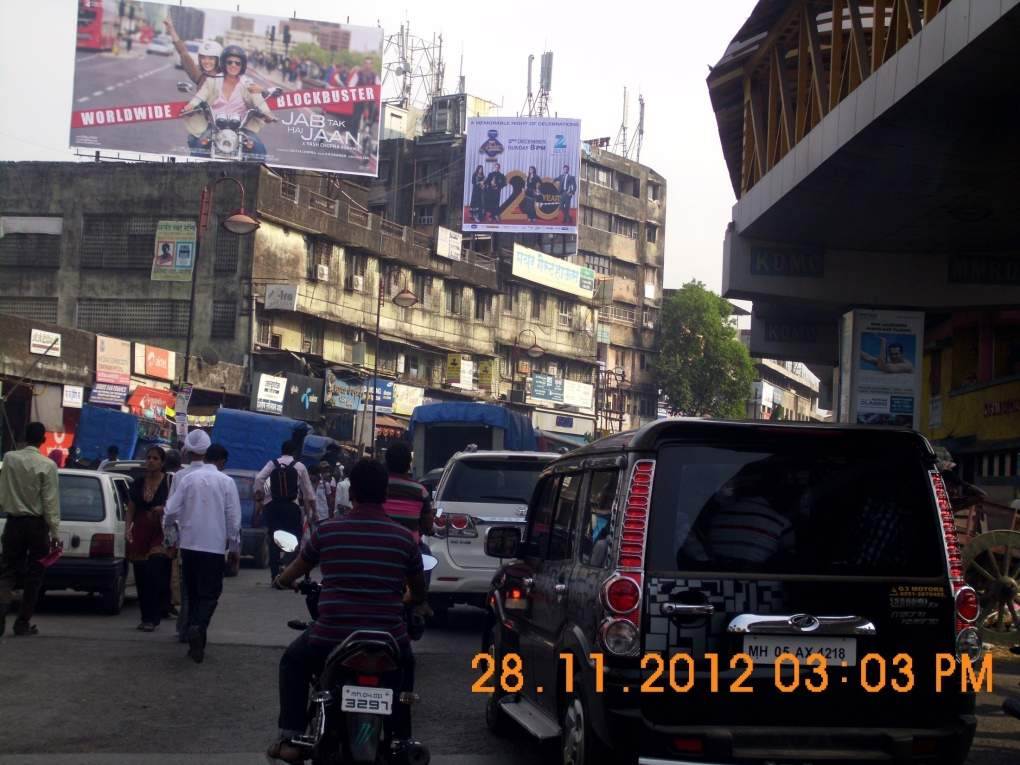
[282,373,323,422]
[325,370,362,411]
[62,385,84,409]
[531,372,564,403]
[96,336,131,386]
[392,383,425,416]
[30,329,61,357]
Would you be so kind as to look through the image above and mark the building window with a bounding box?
[413,272,432,303]
[415,205,434,225]
[0,233,61,269]
[76,299,189,337]
[612,260,637,281]
[608,304,636,325]
[474,291,492,322]
[257,318,272,345]
[557,298,571,328]
[616,173,639,197]
[445,284,463,316]
[502,283,520,315]
[80,215,161,269]
[306,237,332,281]
[647,182,661,202]
[612,216,638,239]
[584,163,613,188]
[302,319,324,356]
[270,332,282,349]
[210,301,237,339]
[0,297,59,323]
[531,290,546,320]
[582,251,611,275]
[537,233,576,257]
[642,309,658,329]
[645,224,658,243]
[582,207,610,232]
[640,353,647,370]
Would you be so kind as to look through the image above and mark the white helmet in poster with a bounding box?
[69,1,383,176]
[462,117,582,235]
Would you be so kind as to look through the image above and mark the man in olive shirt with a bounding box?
[0,422,60,637]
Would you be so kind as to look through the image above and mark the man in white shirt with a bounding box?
[334,464,351,514]
[253,440,315,580]
[167,429,211,644]
[164,443,241,664]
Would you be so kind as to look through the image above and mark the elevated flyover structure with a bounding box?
[709,0,1020,385]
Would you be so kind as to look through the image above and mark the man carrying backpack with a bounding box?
[254,440,316,581]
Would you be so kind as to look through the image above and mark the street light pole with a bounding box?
[182,176,260,385]
[370,275,384,456]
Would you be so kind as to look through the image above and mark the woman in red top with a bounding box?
[126,447,171,631]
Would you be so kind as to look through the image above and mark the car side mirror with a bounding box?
[485,526,522,559]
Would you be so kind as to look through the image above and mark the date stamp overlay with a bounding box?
[471,652,995,695]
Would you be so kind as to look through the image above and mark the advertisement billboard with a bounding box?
[69,2,384,176]
[282,373,323,422]
[253,373,287,415]
[436,227,462,261]
[462,117,581,234]
[841,310,924,429]
[152,220,197,282]
[512,244,595,299]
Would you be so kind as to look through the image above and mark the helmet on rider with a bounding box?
[197,40,222,75]
[220,45,248,75]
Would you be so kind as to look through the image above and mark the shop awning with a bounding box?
[376,414,409,431]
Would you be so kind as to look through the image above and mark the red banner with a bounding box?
[70,85,381,129]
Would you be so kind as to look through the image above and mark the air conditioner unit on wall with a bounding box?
[346,274,365,292]
[317,264,330,282]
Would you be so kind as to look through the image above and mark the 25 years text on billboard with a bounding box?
[70,2,383,176]
[462,117,581,235]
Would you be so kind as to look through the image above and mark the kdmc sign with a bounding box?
[70,1,384,177]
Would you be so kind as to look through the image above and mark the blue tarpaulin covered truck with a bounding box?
[408,403,537,479]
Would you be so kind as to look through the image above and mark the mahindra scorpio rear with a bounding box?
[487,421,978,765]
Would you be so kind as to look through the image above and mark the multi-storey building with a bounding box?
[0,123,666,447]
[370,95,668,433]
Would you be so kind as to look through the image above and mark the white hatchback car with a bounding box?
[0,469,134,614]
[425,450,556,616]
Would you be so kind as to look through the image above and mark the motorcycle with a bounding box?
[177,81,282,161]
[272,530,436,765]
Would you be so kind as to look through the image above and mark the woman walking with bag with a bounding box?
[126,447,171,632]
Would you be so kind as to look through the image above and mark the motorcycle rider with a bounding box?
[268,459,427,764]
[181,45,276,160]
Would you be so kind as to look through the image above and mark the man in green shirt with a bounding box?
[0,422,60,637]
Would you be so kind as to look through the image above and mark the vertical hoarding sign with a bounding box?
[477,359,494,391]
[462,117,581,235]
[512,243,595,299]
[253,373,287,415]
[69,2,384,177]
[843,310,924,429]
[152,220,197,282]
[445,354,463,385]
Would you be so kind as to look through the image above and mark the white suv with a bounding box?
[425,450,555,616]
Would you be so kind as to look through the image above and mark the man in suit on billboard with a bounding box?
[556,164,577,224]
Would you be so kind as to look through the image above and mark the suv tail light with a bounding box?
[89,533,115,558]
[445,514,477,538]
[600,459,656,657]
[928,470,981,658]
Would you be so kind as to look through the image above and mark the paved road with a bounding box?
[1,565,1018,764]
[69,50,376,174]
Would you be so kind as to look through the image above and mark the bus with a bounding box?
[77,0,119,51]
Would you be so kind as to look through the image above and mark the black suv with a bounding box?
[482,419,978,765]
